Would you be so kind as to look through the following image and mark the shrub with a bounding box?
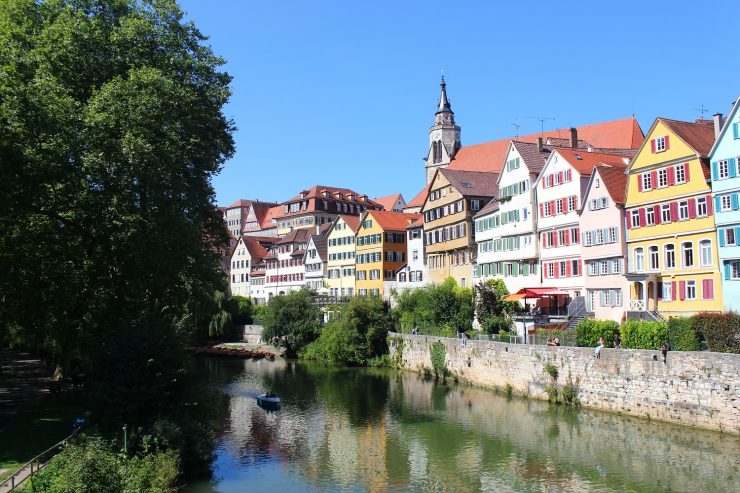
[576,319,620,347]
[692,312,740,353]
[561,382,579,406]
[261,289,322,356]
[230,296,252,325]
[391,278,473,335]
[251,305,267,325]
[481,315,513,334]
[544,363,558,381]
[620,320,668,349]
[430,341,447,379]
[668,317,701,351]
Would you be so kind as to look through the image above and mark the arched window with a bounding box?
[681,241,694,268]
[649,246,659,271]
[664,244,675,269]
[634,247,644,272]
[432,141,438,163]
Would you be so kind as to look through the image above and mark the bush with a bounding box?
[430,341,447,379]
[391,278,473,335]
[251,305,267,325]
[261,289,322,356]
[576,319,620,347]
[668,317,701,351]
[620,320,668,349]
[230,296,252,325]
[481,315,513,335]
[692,312,740,353]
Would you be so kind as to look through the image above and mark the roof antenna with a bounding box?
[527,116,556,137]
[511,118,520,137]
[692,104,707,120]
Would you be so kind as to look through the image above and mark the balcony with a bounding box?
[628,299,645,311]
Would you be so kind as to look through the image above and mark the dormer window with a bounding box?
[655,136,666,152]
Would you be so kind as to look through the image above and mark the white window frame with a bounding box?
[655,136,666,152]
[682,241,694,268]
[658,168,668,188]
[646,207,655,226]
[662,281,673,301]
[634,247,644,272]
[727,228,736,246]
[661,204,671,223]
[696,197,708,217]
[699,239,712,267]
[649,246,659,271]
[721,195,732,212]
[686,280,697,300]
[675,164,686,184]
[664,244,676,270]
[732,261,740,280]
[719,159,730,179]
[642,173,653,191]
[678,200,689,220]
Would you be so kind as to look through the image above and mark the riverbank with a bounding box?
[389,333,740,434]
[188,342,285,359]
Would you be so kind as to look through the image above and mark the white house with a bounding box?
[264,229,311,299]
[304,233,328,291]
[229,236,274,297]
[387,216,429,299]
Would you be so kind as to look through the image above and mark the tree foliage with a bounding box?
[261,289,322,356]
[475,279,515,334]
[392,278,474,335]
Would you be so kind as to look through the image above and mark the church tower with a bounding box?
[426,76,461,185]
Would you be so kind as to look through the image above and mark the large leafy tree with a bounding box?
[0,0,234,365]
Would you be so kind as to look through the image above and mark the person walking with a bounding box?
[595,337,605,359]
[613,334,622,348]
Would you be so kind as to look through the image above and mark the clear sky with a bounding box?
[178,0,740,207]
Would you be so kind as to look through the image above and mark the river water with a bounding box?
[184,357,739,493]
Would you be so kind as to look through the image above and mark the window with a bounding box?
[413,249,419,261]
[642,173,653,191]
[556,200,563,215]
[696,197,708,217]
[634,247,644,272]
[470,200,481,211]
[682,242,694,268]
[658,168,668,188]
[661,204,671,223]
[678,201,689,220]
[662,282,673,301]
[649,246,659,271]
[700,240,712,267]
[611,258,623,274]
[568,196,576,211]
[608,227,618,243]
[732,261,740,279]
[600,260,609,275]
[655,136,666,152]
[544,202,551,216]
[547,263,555,278]
[631,209,640,228]
[559,261,567,277]
[727,228,736,246]
[719,159,730,179]
[646,207,655,226]
[675,164,686,183]
[686,280,696,300]
[664,244,675,269]
[588,262,598,276]
[721,195,732,211]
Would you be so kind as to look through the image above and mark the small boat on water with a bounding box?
[257,393,281,405]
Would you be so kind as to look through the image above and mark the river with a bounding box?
[184,357,739,493]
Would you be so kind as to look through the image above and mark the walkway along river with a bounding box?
[183,356,740,492]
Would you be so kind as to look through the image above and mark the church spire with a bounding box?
[436,76,453,115]
[426,76,461,185]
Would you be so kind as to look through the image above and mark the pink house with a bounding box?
[580,164,630,321]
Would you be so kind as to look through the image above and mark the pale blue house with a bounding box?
[710,97,740,311]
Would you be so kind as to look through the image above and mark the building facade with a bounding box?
[304,234,328,291]
[264,229,311,299]
[580,165,629,321]
[423,169,498,288]
[228,236,273,297]
[425,77,461,185]
[325,215,359,298]
[625,118,721,317]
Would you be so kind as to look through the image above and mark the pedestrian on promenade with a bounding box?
[660,342,670,363]
[614,335,622,348]
[595,337,605,359]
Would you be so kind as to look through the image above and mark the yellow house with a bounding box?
[624,118,721,317]
[326,215,361,298]
[355,210,421,297]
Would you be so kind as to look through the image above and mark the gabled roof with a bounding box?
[439,169,499,198]
[407,216,424,229]
[373,193,405,211]
[277,228,311,245]
[364,210,422,231]
[473,197,500,219]
[283,185,381,210]
[306,234,328,262]
[550,148,629,175]
[581,164,629,212]
[709,97,740,157]
[660,118,716,157]
[407,185,430,208]
[510,140,552,175]
[447,117,643,173]
[340,214,361,232]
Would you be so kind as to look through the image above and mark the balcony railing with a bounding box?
[628,299,645,311]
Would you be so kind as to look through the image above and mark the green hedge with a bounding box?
[668,317,701,351]
[620,320,668,349]
[692,312,740,353]
[576,319,620,347]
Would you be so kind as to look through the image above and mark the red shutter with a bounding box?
[667,167,675,186]
[554,262,560,277]
[703,279,714,299]
[688,198,697,219]
[671,281,676,302]
[650,170,658,187]
[550,201,555,215]
[626,211,632,229]
[639,208,646,227]
[558,171,564,183]
[679,281,686,301]
[566,261,572,277]
[670,202,678,222]
[638,174,644,191]
[684,163,690,181]
[650,139,656,153]
[540,203,545,217]
[573,196,578,211]
[574,228,580,243]
[564,231,570,246]
[543,263,549,278]
[664,135,670,150]
[553,232,559,247]
[706,194,713,215]
[654,205,661,224]
[561,198,567,213]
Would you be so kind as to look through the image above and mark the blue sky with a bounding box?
[178,0,740,207]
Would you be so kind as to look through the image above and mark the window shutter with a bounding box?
[688,198,696,219]
[657,283,663,301]
[706,194,713,215]
[654,205,661,224]
[553,232,559,247]
[725,262,732,280]
[539,203,544,217]
[664,135,670,150]
[550,200,555,215]
[679,281,686,301]
[720,229,726,247]
[733,193,740,211]
[670,202,678,222]
[671,281,676,301]
[714,196,721,215]
[626,214,632,229]
[543,263,549,278]
[735,227,740,243]
[573,196,578,210]
[650,139,656,153]
[566,261,572,277]
[667,167,675,186]
[733,122,740,140]
[684,162,690,181]
[561,198,567,213]
[554,262,560,277]
[704,279,714,299]
[712,162,719,181]
[731,158,738,178]
[650,170,658,187]
[638,208,646,227]
[638,174,644,192]
[558,171,564,183]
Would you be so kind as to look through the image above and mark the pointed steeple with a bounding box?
[436,76,453,115]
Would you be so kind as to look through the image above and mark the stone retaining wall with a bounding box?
[240,324,263,344]
[389,333,740,434]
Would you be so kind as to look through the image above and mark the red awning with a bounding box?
[508,288,568,299]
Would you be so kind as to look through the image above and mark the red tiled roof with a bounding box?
[338,214,361,232]
[473,197,500,218]
[448,117,643,173]
[365,210,422,231]
[659,118,715,157]
[284,185,381,209]
[439,169,500,198]
[553,148,629,175]
[373,193,405,211]
[407,185,430,208]
[241,236,270,262]
[407,216,424,229]
[277,228,311,245]
[593,164,629,205]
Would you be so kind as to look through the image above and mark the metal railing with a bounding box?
[0,435,72,492]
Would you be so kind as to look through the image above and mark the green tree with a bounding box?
[262,289,322,356]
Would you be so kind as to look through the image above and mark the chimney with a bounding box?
[569,127,578,148]
[713,113,724,139]
[537,137,543,152]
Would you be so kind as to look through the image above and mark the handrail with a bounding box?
[0,434,73,492]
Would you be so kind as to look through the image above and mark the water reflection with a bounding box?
[185,357,740,493]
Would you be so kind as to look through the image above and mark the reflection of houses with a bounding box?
[709,99,740,311]
[625,117,721,318]
[264,229,311,298]
[229,236,276,296]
